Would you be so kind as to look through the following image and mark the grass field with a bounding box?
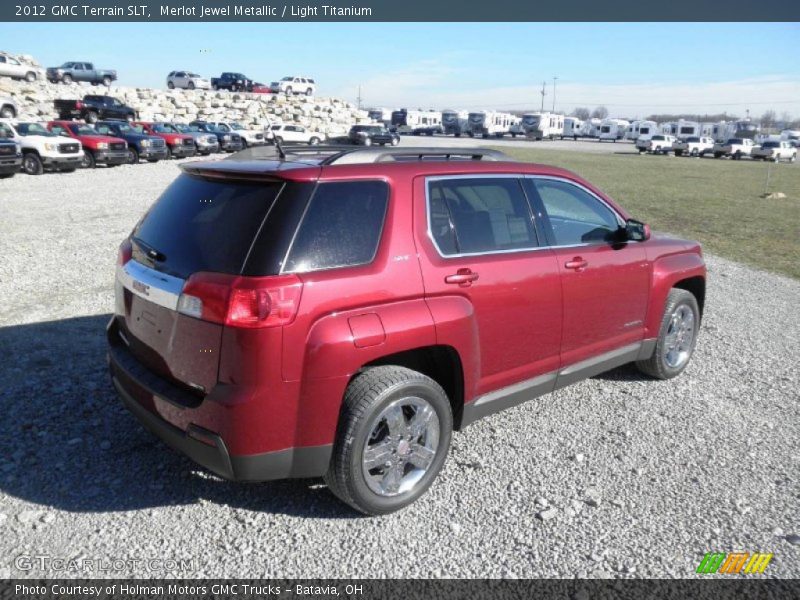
[500,147,800,280]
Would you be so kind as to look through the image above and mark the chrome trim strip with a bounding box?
[558,342,642,378]
[116,259,185,311]
[473,372,557,408]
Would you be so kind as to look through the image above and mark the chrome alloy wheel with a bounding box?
[362,397,440,497]
[664,305,696,368]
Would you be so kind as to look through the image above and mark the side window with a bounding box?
[427,177,537,256]
[284,181,389,273]
[532,179,621,245]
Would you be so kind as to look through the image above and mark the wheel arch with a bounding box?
[673,275,706,320]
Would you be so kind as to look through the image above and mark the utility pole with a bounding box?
[540,81,546,113]
[357,85,362,110]
[552,76,558,113]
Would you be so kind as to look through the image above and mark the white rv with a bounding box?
[563,117,583,139]
[578,118,602,138]
[441,109,469,136]
[781,129,800,144]
[367,108,392,127]
[521,112,564,140]
[466,111,518,138]
[661,120,701,140]
[598,118,630,142]
[626,120,659,141]
[710,120,759,143]
[390,109,443,135]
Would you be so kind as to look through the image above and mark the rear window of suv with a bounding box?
[132,174,283,278]
[283,181,389,273]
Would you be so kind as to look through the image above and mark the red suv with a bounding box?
[109,146,706,515]
[47,120,129,168]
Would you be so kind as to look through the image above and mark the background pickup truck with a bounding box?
[54,95,136,124]
[210,72,256,92]
[47,62,117,86]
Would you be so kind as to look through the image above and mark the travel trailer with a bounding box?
[441,109,469,136]
[625,120,659,141]
[563,117,584,139]
[367,108,392,127]
[598,118,630,141]
[710,120,760,143]
[661,120,701,140]
[390,109,443,135]
[577,118,602,138]
[466,111,519,137]
[781,129,800,144]
[520,112,564,140]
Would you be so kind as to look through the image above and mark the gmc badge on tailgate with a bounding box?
[132,280,150,296]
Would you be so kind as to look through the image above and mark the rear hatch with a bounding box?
[114,173,285,394]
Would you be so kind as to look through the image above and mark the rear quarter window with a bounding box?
[283,181,389,273]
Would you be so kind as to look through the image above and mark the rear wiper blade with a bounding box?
[132,237,167,262]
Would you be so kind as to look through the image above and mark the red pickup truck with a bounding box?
[131,122,196,159]
[46,120,129,168]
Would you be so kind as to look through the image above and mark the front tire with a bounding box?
[102,76,112,87]
[324,366,453,516]
[308,136,320,145]
[22,153,43,176]
[25,71,36,83]
[86,111,99,124]
[636,288,700,380]
[62,74,73,84]
[81,150,96,169]
[167,81,175,89]
[127,146,139,164]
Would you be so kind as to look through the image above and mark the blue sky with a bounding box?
[2,22,798,117]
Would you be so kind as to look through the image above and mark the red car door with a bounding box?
[524,177,650,370]
[414,174,563,407]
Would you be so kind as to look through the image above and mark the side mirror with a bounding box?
[625,219,650,241]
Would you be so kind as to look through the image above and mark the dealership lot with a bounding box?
[0,158,798,578]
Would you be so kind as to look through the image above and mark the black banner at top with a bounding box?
[2,0,800,22]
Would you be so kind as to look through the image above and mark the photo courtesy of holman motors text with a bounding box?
[0,0,798,594]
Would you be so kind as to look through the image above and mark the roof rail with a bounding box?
[225,144,512,165]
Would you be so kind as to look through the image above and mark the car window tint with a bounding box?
[284,181,388,273]
[428,178,536,255]
[533,179,621,245]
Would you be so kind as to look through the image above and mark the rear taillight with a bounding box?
[117,238,132,266]
[177,273,303,329]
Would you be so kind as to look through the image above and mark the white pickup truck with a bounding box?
[713,138,754,159]
[636,134,676,155]
[204,120,266,148]
[0,119,84,175]
[751,140,797,163]
[673,136,715,157]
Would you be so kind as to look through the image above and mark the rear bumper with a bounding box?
[107,319,331,482]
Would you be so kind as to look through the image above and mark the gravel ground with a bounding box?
[0,159,798,579]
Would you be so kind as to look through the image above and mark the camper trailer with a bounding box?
[390,109,443,135]
[710,120,760,143]
[661,120,701,140]
[367,108,392,127]
[577,118,602,138]
[626,120,659,141]
[780,129,800,145]
[563,117,584,140]
[521,112,564,140]
[441,109,469,136]
[598,118,630,142]
[466,111,519,137]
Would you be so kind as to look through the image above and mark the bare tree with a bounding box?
[761,110,777,131]
[571,107,590,120]
[591,106,609,119]
[779,112,793,128]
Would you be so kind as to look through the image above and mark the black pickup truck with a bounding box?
[54,95,136,124]
[210,72,256,92]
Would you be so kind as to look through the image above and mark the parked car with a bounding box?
[47,120,128,169]
[0,53,43,82]
[54,95,136,124]
[636,134,676,155]
[0,122,23,178]
[95,121,169,164]
[1,120,83,175]
[46,62,117,86]
[131,122,197,158]
[173,123,220,155]
[166,71,211,90]
[267,124,323,145]
[673,136,715,157]
[251,84,273,94]
[188,121,245,152]
[210,72,256,92]
[713,138,754,159]
[269,76,316,96]
[107,145,707,515]
[0,96,18,119]
[348,125,400,146]
[202,120,265,148]
[751,140,797,163]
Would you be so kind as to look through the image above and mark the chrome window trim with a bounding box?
[424,174,544,259]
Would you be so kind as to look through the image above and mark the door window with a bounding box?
[427,177,537,256]
[531,179,621,245]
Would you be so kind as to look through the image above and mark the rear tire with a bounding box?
[25,71,36,83]
[363,137,372,146]
[636,288,700,380]
[86,111,99,124]
[324,366,453,516]
[0,105,15,119]
[305,88,313,96]
[308,136,320,145]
